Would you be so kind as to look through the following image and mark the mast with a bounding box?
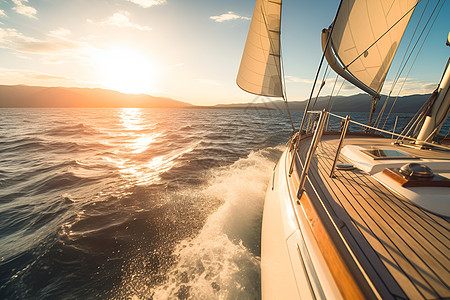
[416,41,450,144]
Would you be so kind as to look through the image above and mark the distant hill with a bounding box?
[0,85,432,113]
[0,85,193,108]
[214,93,432,113]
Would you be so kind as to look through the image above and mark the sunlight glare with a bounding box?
[97,47,157,94]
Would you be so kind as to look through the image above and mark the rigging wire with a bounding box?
[395,92,435,143]
[374,0,431,128]
[328,79,346,114]
[298,0,344,132]
[381,0,445,130]
[325,73,341,112]
[281,56,296,133]
[440,127,450,143]
[324,73,341,130]
[311,65,330,110]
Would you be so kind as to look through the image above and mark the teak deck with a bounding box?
[296,135,450,299]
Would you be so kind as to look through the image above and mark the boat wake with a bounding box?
[125,146,283,299]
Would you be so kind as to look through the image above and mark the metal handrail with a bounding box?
[291,110,448,200]
[330,115,350,178]
[297,110,328,199]
[328,112,450,151]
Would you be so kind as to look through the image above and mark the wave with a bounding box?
[45,123,100,137]
[0,138,108,155]
[0,138,47,154]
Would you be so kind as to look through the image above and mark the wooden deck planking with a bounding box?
[316,139,450,298]
[318,138,450,242]
[304,156,409,298]
[300,141,417,299]
[319,140,450,273]
[313,154,429,299]
[297,135,450,299]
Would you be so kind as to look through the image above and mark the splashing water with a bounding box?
[124,148,282,300]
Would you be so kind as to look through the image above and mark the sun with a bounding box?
[96,47,158,94]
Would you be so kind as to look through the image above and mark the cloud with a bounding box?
[24,72,73,81]
[0,68,74,83]
[210,11,250,23]
[340,81,359,91]
[88,11,152,31]
[0,27,96,65]
[285,76,313,84]
[127,0,166,8]
[382,78,437,96]
[0,9,6,18]
[0,28,78,53]
[12,0,37,19]
[48,28,72,38]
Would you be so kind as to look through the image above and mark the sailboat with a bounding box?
[237,0,450,299]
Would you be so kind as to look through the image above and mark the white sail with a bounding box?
[325,0,417,96]
[236,0,283,97]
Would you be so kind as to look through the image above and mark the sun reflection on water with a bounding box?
[101,108,199,186]
[120,108,146,131]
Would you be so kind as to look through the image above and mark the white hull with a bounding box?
[261,148,343,300]
[261,134,450,299]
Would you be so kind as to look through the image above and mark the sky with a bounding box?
[0,0,448,105]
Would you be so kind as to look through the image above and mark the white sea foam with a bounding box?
[149,146,283,299]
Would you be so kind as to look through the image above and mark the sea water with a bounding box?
[0,108,447,299]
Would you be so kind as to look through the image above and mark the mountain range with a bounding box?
[212,93,431,113]
[0,85,192,108]
[0,85,431,113]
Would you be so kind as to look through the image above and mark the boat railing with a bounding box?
[291,110,450,198]
[294,110,328,199]
[328,112,450,151]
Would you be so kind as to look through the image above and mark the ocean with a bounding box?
[0,108,446,299]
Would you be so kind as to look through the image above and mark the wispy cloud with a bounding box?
[0,9,7,18]
[48,28,72,38]
[0,28,96,65]
[285,76,314,84]
[210,11,250,23]
[382,78,437,96]
[127,0,166,8]
[12,0,37,19]
[25,72,73,81]
[0,28,78,54]
[88,11,152,31]
[0,68,74,82]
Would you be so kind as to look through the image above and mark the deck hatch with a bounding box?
[360,148,415,160]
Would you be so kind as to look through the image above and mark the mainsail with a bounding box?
[236,0,283,97]
[323,0,418,97]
